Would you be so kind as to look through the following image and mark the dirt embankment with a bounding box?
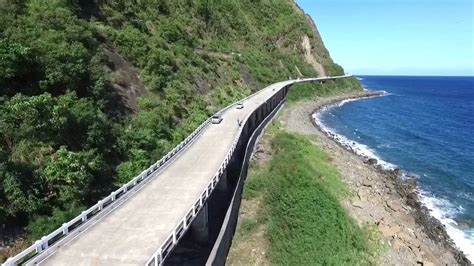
[279,91,470,265]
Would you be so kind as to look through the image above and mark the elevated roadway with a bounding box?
[3,75,352,266]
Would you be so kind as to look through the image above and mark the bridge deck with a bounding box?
[40,81,290,265]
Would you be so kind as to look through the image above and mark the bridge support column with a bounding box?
[242,122,249,140]
[256,107,262,124]
[217,170,228,192]
[250,113,256,131]
[191,203,209,245]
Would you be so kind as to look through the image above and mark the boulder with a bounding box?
[367,158,378,165]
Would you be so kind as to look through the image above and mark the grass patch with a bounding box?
[239,125,376,265]
[240,218,259,236]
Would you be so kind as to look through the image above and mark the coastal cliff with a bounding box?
[221,3,470,265]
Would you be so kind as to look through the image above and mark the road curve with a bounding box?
[11,76,351,266]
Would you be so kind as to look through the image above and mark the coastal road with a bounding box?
[27,76,351,265]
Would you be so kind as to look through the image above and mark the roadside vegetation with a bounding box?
[227,80,380,264]
[0,0,347,256]
[228,123,378,265]
[287,77,362,103]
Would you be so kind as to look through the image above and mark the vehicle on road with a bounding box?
[236,102,244,109]
[211,113,223,124]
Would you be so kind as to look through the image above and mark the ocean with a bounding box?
[316,76,474,260]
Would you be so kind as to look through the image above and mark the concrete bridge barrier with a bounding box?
[3,76,351,266]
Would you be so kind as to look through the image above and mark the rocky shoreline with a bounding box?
[279,90,471,265]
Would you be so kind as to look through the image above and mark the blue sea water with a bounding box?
[317,76,474,259]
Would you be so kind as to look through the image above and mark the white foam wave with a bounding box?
[314,94,474,261]
[377,143,393,149]
[313,92,396,170]
[418,192,474,261]
[338,98,360,107]
[313,110,396,170]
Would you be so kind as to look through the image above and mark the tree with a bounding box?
[0,41,41,96]
[0,164,43,223]
[41,147,102,205]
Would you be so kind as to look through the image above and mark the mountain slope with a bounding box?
[0,0,361,256]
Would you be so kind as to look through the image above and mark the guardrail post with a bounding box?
[172,232,177,244]
[81,211,87,222]
[41,236,49,250]
[35,240,43,253]
[159,251,163,265]
[62,223,69,235]
[183,217,188,230]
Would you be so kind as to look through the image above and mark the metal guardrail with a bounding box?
[1,78,272,266]
[206,88,288,265]
[3,75,352,266]
[2,119,213,266]
[144,94,267,266]
[143,75,353,266]
[142,77,290,266]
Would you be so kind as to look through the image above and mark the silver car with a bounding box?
[236,102,244,109]
[211,113,223,124]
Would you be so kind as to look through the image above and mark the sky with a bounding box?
[296,0,474,76]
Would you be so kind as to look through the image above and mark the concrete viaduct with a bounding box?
[3,75,352,266]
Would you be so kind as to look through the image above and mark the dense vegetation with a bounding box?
[0,0,351,253]
[230,125,375,264]
[288,78,362,102]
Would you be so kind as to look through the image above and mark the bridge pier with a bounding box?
[191,204,209,245]
[249,113,256,132]
[256,106,263,125]
[217,170,228,192]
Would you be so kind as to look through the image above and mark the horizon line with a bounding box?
[354,74,474,77]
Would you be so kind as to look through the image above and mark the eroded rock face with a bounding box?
[301,35,326,77]
[103,47,147,114]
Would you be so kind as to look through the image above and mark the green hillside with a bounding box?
[0,0,360,253]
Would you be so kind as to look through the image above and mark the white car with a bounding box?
[236,102,244,109]
[211,113,223,124]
